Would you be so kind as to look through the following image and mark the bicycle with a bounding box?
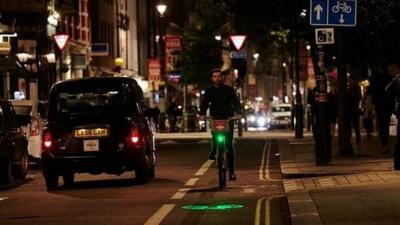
[203,116,240,189]
[332,1,352,13]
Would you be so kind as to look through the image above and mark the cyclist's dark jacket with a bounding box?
[200,84,241,119]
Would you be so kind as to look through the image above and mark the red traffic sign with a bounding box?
[229,35,247,51]
[53,34,70,51]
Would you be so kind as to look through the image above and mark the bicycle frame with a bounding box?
[211,120,230,189]
[204,116,238,189]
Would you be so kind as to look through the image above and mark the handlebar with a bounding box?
[200,115,242,122]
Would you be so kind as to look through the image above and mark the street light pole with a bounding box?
[294,11,304,139]
[156,2,167,131]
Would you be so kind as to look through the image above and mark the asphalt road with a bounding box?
[0,138,291,225]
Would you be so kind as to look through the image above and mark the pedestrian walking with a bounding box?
[371,65,395,153]
[307,86,318,138]
[147,104,160,132]
[385,56,400,169]
[327,84,338,136]
[347,75,362,144]
[167,97,180,132]
[361,86,374,137]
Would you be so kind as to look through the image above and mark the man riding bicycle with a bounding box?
[199,69,242,181]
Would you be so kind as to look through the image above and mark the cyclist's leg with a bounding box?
[226,121,236,177]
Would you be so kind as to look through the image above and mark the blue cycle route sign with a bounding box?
[310,0,357,26]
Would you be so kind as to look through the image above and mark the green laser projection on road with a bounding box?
[182,204,244,211]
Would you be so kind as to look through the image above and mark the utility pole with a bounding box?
[314,45,331,165]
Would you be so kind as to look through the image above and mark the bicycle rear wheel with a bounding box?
[216,145,226,189]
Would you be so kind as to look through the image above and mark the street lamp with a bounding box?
[156,2,168,131]
[156,3,167,17]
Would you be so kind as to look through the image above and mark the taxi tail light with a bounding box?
[30,118,39,136]
[129,127,143,148]
[42,131,54,152]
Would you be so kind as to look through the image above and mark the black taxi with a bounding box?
[42,77,156,190]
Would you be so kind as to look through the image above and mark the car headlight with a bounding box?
[257,117,266,126]
[248,115,256,122]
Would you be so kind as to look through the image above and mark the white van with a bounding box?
[269,103,292,128]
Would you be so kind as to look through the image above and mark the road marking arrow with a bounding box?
[314,4,323,21]
[339,14,345,23]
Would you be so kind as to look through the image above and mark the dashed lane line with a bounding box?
[171,188,190,200]
[145,160,212,224]
[144,204,175,225]
[185,178,199,186]
[194,159,214,176]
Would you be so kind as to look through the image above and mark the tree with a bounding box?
[177,0,234,89]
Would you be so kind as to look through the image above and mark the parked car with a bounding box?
[28,101,48,160]
[42,77,156,190]
[10,100,48,161]
[0,100,29,184]
[269,103,292,128]
[10,100,32,139]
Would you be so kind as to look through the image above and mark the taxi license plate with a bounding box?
[74,128,109,138]
[83,139,99,152]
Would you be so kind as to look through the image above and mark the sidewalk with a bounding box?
[279,135,400,225]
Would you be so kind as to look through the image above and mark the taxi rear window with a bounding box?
[56,88,131,115]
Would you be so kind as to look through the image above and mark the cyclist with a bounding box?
[199,69,242,180]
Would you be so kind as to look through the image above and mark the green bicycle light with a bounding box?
[215,133,225,144]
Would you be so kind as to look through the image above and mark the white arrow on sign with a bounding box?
[314,4,323,21]
[339,14,345,24]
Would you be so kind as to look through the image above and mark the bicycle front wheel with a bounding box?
[216,145,226,189]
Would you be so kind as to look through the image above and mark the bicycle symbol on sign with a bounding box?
[332,1,352,13]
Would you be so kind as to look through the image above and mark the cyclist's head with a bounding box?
[211,69,223,86]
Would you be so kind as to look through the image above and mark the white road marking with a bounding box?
[0,197,8,201]
[185,178,199,186]
[255,197,272,225]
[242,185,256,194]
[171,188,190,200]
[194,160,214,176]
[144,204,175,225]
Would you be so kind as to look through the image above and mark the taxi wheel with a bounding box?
[44,173,58,190]
[135,154,150,183]
[63,172,75,186]
[11,146,29,180]
[0,156,11,184]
